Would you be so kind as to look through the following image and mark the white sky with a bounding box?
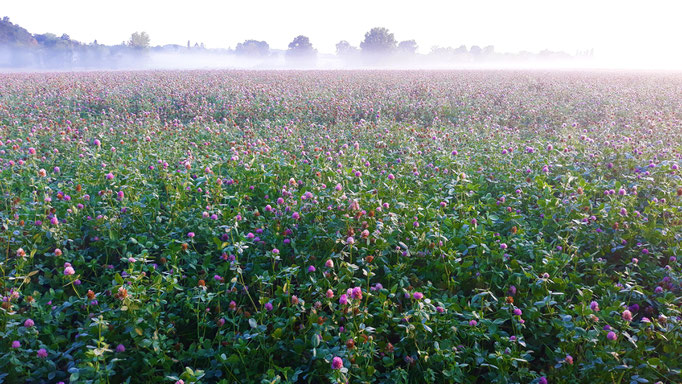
[3,0,682,68]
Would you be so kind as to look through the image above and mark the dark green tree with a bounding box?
[360,27,396,55]
[286,35,316,59]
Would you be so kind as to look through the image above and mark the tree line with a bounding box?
[0,17,582,69]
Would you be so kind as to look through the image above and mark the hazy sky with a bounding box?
[4,0,682,67]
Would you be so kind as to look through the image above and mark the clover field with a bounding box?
[0,70,680,384]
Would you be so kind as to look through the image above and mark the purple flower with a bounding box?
[413,292,424,300]
[308,265,316,273]
[346,236,355,245]
[37,348,48,358]
[339,294,348,305]
[508,285,517,296]
[24,318,34,328]
[116,344,126,353]
[513,308,522,316]
[590,301,600,311]
[351,287,363,300]
[331,356,344,370]
[607,331,617,341]
[622,310,633,322]
[469,320,478,326]
[11,340,20,349]
[264,302,273,311]
[187,232,195,238]
[64,266,75,276]
[500,243,507,250]
[538,377,548,384]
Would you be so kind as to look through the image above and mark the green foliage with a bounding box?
[0,71,679,384]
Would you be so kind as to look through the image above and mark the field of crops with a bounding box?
[0,70,680,383]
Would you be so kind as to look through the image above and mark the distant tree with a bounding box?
[336,40,358,56]
[483,45,495,55]
[287,35,316,58]
[430,46,453,56]
[33,31,77,68]
[469,45,482,56]
[0,16,38,47]
[34,33,59,47]
[235,40,269,57]
[128,32,150,49]
[430,46,465,62]
[360,27,396,55]
[398,40,417,55]
[454,45,468,55]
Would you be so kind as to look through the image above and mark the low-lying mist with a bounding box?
[0,45,603,72]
